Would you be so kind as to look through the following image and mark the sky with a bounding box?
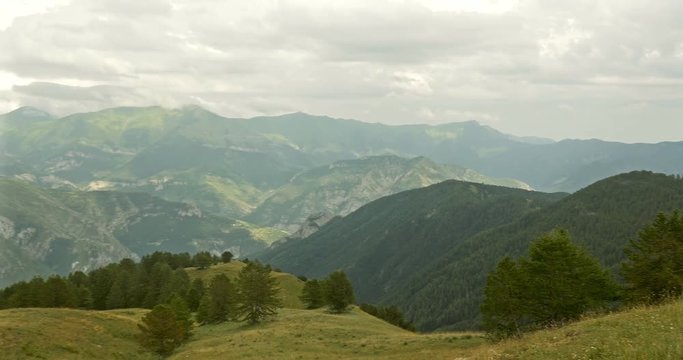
[1,0,682,143]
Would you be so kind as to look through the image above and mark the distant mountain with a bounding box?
[0,178,285,287]
[257,171,683,331]
[246,155,529,231]
[3,106,681,198]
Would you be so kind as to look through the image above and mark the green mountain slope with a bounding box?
[396,171,683,331]
[258,171,683,331]
[247,155,530,231]
[257,180,565,304]
[0,178,284,287]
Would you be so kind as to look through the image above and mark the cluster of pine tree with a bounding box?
[138,259,281,356]
[0,251,231,310]
[482,210,683,340]
[300,270,355,313]
[195,261,282,325]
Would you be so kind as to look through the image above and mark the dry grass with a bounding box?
[470,300,683,359]
[171,307,485,360]
[0,308,155,360]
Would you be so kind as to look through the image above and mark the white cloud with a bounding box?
[0,0,682,142]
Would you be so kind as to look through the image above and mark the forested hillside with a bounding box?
[259,171,683,331]
[257,180,565,304]
[395,171,683,330]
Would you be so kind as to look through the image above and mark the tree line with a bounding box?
[482,210,683,340]
[0,251,231,310]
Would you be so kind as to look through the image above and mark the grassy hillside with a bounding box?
[4,299,682,359]
[247,155,530,231]
[472,300,683,359]
[185,261,306,309]
[170,307,484,360]
[0,308,155,359]
[0,179,280,287]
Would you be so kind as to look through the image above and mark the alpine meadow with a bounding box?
[2,0,683,359]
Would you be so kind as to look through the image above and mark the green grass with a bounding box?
[0,308,156,360]
[3,299,683,359]
[170,307,484,360]
[185,261,305,309]
[471,299,683,359]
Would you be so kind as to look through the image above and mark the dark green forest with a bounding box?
[260,171,683,331]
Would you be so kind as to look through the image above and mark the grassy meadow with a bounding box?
[0,308,155,360]
[2,299,683,359]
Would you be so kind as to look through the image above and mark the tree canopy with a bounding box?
[482,229,618,339]
[236,261,282,323]
[622,210,683,304]
[323,271,356,313]
[137,304,187,356]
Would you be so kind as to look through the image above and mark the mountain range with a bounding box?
[3,106,682,197]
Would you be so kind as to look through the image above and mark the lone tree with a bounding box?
[300,279,325,309]
[221,251,234,263]
[323,271,355,313]
[481,229,617,339]
[622,210,683,304]
[237,261,282,323]
[138,304,186,356]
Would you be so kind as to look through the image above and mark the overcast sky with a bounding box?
[1,0,682,143]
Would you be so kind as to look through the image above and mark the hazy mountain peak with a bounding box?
[5,106,53,120]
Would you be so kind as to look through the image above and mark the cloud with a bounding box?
[0,0,682,142]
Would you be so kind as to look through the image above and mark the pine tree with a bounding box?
[168,295,193,340]
[186,278,205,312]
[44,276,77,308]
[323,271,355,313]
[524,230,616,325]
[106,271,131,309]
[196,294,210,325]
[236,261,282,323]
[481,229,618,339]
[206,274,238,323]
[90,268,114,310]
[221,251,233,263]
[193,252,213,270]
[138,304,186,356]
[622,210,683,303]
[481,257,527,339]
[300,279,325,309]
[143,262,173,308]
